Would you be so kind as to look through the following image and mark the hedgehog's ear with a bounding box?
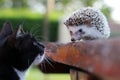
[64,22,67,26]
[64,22,69,29]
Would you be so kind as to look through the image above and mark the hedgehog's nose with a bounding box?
[71,38,75,42]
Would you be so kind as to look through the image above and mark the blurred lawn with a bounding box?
[0,8,62,20]
[26,67,70,80]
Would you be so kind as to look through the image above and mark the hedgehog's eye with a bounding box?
[78,29,82,32]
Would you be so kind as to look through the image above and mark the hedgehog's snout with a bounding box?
[71,38,76,42]
[71,37,82,42]
[71,35,82,42]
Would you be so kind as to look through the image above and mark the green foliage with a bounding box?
[26,67,70,80]
[55,0,72,6]
[0,8,43,18]
[81,0,97,6]
[0,9,60,42]
[101,5,112,19]
[110,32,120,38]
[49,21,59,41]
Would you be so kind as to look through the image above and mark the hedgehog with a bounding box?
[64,7,110,41]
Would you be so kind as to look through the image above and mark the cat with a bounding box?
[0,22,45,80]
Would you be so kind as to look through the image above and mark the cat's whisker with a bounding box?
[30,25,41,36]
[29,26,45,42]
[35,36,43,40]
[40,59,46,71]
[42,61,47,72]
[32,29,40,36]
[39,62,44,70]
[30,25,38,35]
[45,57,54,68]
[46,56,55,63]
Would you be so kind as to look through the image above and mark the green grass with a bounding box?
[0,8,42,19]
[0,8,62,20]
[49,11,63,21]
[26,67,70,80]
[0,8,61,41]
[110,32,120,38]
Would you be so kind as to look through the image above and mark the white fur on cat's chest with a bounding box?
[14,68,26,80]
[13,54,44,80]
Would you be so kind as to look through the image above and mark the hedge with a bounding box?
[0,18,59,42]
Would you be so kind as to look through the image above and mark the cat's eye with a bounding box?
[33,42,38,46]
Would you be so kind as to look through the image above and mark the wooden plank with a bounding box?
[70,69,92,80]
[45,38,120,80]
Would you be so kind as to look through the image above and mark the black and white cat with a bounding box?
[0,22,45,80]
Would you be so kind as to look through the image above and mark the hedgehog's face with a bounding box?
[68,25,85,41]
[68,25,103,41]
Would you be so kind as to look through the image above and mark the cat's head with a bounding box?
[0,22,45,70]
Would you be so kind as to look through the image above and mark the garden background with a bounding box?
[0,0,120,80]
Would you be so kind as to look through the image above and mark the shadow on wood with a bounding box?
[38,60,70,73]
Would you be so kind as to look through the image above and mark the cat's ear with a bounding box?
[0,22,13,37]
[0,22,13,46]
[16,25,25,38]
[12,25,24,38]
